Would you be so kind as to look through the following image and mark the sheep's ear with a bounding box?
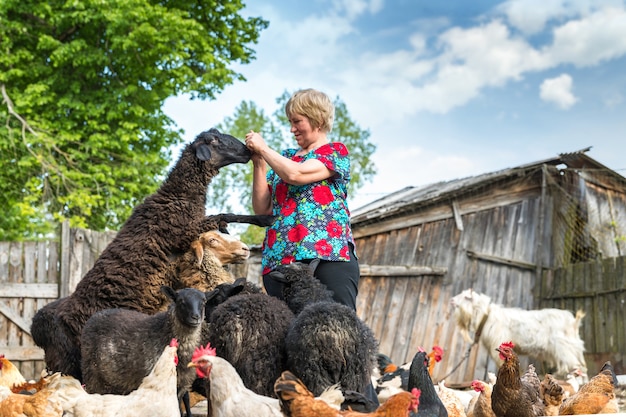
[233,277,247,286]
[308,259,321,275]
[161,285,177,301]
[195,143,212,161]
[205,288,220,302]
[267,270,286,283]
[190,240,204,268]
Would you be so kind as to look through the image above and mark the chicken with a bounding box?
[274,370,420,417]
[435,381,467,417]
[375,346,444,404]
[187,344,344,417]
[558,361,619,415]
[10,371,51,394]
[466,380,495,417]
[491,341,544,417]
[0,354,27,390]
[47,338,181,417]
[558,368,583,398]
[407,350,448,417]
[539,373,564,416]
[0,375,63,417]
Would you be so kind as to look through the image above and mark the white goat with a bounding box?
[449,289,587,379]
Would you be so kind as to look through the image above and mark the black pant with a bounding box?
[262,243,360,310]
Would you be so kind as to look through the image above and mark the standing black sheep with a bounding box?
[31,128,273,381]
[268,262,379,399]
[200,278,295,397]
[80,286,206,411]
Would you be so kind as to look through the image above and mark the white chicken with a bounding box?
[47,339,180,417]
[188,343,344,417]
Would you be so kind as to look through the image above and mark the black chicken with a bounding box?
[407,350,448,417]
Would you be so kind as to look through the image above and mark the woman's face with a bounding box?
[289,113,319,148]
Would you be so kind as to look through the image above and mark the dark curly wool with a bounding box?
[269,261,335,315]
[80,286,206,403]
[31,128,273,380]
[204,291,295,397]
[285,301,378,396]
[271,262,378,397]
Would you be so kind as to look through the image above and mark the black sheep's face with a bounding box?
[193,128,252,168]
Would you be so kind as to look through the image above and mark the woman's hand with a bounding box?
[245,130,266,155]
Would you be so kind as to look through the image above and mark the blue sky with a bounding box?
[164,0,626,210]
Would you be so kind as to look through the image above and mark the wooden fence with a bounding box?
[1,223,625,381]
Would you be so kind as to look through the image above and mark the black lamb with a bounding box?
[268,262,379,399]
[200,278,295,397]
[80,286,206,414]
[31,128,273,381]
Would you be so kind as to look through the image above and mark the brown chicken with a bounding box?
[0,373,63,417]
[491,341,544,417]
[275,370,420,417]
[558,361,619,415]
[539,374,564,416]
[0,355,27,389]
[9,371,51,394]
[467,380,495,417]
[436,381,466,417]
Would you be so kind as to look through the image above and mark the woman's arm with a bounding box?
[251,154,273,215]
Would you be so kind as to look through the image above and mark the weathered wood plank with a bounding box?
[0,346,45,361]
[0,283,58,298]
[359,264,447,277]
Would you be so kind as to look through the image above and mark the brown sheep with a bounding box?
[31,128,272,381]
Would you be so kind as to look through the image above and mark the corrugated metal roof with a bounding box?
[351,147,620,224]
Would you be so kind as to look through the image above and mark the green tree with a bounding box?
[0,0,268,240]
[209,91,377,244]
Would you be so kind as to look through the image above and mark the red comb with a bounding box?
[501,341,515,349]
[169,338,179,348]
[192,343,216,362]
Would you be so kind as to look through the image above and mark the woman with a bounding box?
[245,88,359,310]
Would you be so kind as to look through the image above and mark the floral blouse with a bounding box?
[261,142,355,275]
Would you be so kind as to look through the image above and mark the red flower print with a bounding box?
[340,245,350,258]
[326,220,342,238]
[262,266,272,275]
[314,240,332,257]
[312,185,334,205]
[267,229,277,248]
[315,145,333,156]
[281,198,297,216]
[332,143,348,156]
[288,224,309,242]
[281,255,296,264]
[275,182,288,204]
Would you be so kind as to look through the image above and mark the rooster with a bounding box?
[275,370,420,417]
[491,341,544,417]
[558,361,619,415]
[407,350,448,417]
[0,374,63,417]
[187,344,344,417]
[539,374,564,416]
[0,354,27,390]
[375,346,444,403]
[47,339,181,417]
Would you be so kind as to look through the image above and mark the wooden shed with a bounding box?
[350,147,626,385]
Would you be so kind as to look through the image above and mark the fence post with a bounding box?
[59,220,70,297]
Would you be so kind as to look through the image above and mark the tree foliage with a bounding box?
[0,0,268,240]
[209,91,377,244]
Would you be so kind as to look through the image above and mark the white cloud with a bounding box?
[543,7,626,67]
[539,73,579,109]
[497,0,624,34]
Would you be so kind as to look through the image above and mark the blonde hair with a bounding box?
[285,89,335,133]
